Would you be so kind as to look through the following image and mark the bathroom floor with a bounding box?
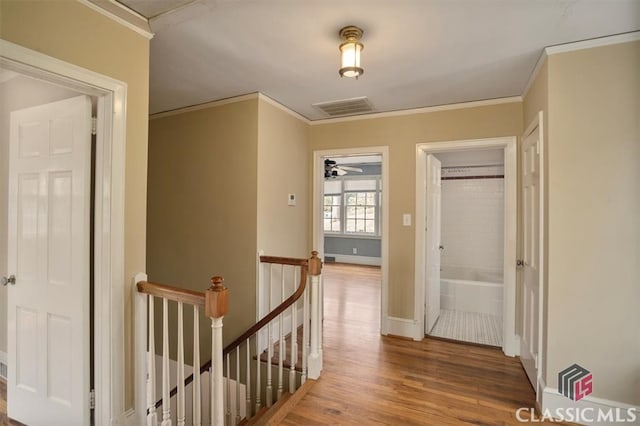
[430,309,503,347]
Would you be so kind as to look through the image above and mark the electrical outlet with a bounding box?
[352,247,357,254]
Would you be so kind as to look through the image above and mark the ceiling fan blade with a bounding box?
[338,165,363,172]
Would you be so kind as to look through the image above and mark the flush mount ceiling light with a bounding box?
[338,25,364,79]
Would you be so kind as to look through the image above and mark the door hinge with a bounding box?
[91,117,97,135]
[89,389,95,410]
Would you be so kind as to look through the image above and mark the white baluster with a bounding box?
[161,298,171,426]
[207,277,227,426]
[289,267,298,392]
[308,252,323,380]
[319,273,324,370]
[236,349,241,424]
[211,316,224,426]
[266,264,273,407]
[226,353,231,425]
[147,295,158,426]
[245,338,251,418]
[177,302,185,426]
[277,265,285,399]
[193,306,201,426]
[255,331,261,414]
[301,277,309,384]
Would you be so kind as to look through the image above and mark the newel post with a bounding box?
[206,276,228,426]
[308,251,323,379]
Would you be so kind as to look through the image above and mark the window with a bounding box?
[323,180,342,233]
[323,176,381,236]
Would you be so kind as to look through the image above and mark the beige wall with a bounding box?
[147,99,259,345]
[309,103,523,318]
[0,0,150,409]
[257,99,309,257]
[545,41,640,405]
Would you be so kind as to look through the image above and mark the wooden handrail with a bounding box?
[137,280,205,308]
[223,261,308,356]
[151,254,312,410]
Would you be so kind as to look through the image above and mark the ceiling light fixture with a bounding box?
[338,26,364,79]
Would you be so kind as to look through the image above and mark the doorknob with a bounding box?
[2,275,16,286]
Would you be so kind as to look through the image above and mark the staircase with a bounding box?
[133,251,323,425]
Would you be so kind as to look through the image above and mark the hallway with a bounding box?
[281,263,545,425]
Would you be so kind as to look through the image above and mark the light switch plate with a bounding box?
[288,193,296,206]
[403,213,411,226]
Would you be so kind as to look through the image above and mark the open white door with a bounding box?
[7,95,92,425]
[520,118,542,390]
[425,154,442,334]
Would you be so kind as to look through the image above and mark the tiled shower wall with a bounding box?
[440,177,504,281]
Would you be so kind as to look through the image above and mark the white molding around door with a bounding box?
[312,146,390,334]
[1,39,127,424]
[415,137,519,355]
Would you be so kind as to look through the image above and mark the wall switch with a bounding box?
[403,213,411,226]
[288,193,296,206]
[352,247,358,254]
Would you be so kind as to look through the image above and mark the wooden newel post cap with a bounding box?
[309,250,323,276]
[205,276,228,319]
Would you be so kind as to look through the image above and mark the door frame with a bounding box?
[312,146,389,334]
[415,136,519,356]
[1,40,127,424]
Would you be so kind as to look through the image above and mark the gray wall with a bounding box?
[324,236,381,257]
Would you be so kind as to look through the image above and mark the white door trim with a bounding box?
[1,39,127,424]
[415,137,519,355]
[312,146,390,334]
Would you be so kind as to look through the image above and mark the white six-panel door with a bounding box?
[520,120,541,390]
[7,95,92,425]
[425,154,442,334]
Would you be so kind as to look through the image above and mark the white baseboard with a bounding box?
[0,350,7,380]
[325,253,381,266]
[540,385,640,425]
[383,316,421,340]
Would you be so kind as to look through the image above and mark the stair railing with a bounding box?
[134,275,228,426]
[134,251,323,425]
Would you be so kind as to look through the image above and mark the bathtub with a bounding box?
[440,268,503,316]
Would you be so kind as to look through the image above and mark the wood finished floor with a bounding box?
[281,263,552,425]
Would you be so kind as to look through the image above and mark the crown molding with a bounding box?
[309,96,523,125]
[523,31,640,100]
[149,93,260,120]
[545,31,640,56]
[78,0,153,39]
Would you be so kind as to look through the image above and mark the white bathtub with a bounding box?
[440,277,503,317]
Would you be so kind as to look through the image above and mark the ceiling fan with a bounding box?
[324,158,363,178]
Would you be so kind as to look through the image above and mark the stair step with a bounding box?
[244,379,316,425]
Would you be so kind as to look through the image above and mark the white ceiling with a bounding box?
[117,0,639,120]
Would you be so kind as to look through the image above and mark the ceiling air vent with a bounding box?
[312,96,374,117]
